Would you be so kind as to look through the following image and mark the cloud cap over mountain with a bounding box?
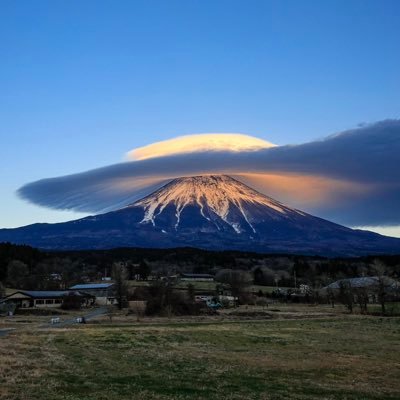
[126,133,276,161]
[18,120,400,227]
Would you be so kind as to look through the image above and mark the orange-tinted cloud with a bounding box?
[126,133,276,161]
[17,120,400,227]
[233,172,374,208]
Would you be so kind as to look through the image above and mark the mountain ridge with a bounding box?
[1,175,399,256]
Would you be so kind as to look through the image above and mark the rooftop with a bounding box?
[69,283,114,290]
[3,290,69,299]
[324,276,400,290]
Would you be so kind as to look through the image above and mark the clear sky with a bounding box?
[1,0,400,231]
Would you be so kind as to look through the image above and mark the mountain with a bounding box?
[1,175,400,256]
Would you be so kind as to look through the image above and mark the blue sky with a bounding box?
[1,0,400,230]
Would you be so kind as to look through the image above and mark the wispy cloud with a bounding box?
[18,120,400,227]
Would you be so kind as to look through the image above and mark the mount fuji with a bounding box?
[1,175,400,256]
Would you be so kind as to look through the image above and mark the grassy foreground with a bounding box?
[1,315,400,400]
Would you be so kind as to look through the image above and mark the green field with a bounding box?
[1,309,399,399]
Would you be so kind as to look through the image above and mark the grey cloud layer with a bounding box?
[18,120,400,226]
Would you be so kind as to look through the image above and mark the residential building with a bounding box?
[69,283,116,305]
[1,290,92,309]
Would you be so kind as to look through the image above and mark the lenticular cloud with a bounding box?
[17,120,400,227]
[126,133,276,161]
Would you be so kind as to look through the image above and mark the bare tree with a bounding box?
[186,283,195,303]
[0,281,5,298]
[326,287,335,308]
[255,297,269,310]
[371,259,387,315]
[137,260,151,280]
[112,262,129,310]
[129,301,146,321]
[106,305,115,323]
[354,287,369,314]
[338,280,353,313]
[215,269,252,305]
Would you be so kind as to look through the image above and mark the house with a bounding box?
[322,276,400,302]
[0,290,92,309]
[69,283,116,305]
[180,273,214,282]
[323,276,400,292]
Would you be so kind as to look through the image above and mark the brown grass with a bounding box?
[0,305,399,399]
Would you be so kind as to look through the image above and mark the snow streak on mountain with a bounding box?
[133,176,304,234]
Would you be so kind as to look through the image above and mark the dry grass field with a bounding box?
[1,306,399,400]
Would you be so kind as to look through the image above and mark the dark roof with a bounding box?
[8,290,69,298]
[69,283,114,290]
[3,290,92,300]
[181,273,214,278]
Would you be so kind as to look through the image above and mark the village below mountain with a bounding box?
[1,242,400,399]
[1,243,399,318]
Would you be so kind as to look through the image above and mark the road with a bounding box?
[46,306,108,328]
[0,308,108,337]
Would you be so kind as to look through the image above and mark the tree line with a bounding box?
[1,242,399,300]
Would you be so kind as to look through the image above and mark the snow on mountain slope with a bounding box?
[130,175,304,234]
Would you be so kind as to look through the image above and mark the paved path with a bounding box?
[0,308,108,336]
[44,307,108,328]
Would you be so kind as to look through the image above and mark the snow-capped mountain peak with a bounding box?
[130,175,303,234]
